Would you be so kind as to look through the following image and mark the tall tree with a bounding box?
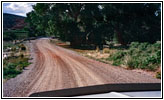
[25,3,161,47]
[102,3,161,44]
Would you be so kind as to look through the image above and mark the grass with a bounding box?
[84,54,111,64]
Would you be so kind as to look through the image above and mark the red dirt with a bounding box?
[3,38,161,97]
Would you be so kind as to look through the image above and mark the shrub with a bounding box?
[106,41,161,71]
[3,63,21,79]
[10,52,15,57]
[18,61,30,69]
[11,46,17,51]
[103,48,110,53]
[3,57,30,79]
[130,42,140,48]
[19,44,26,51]
[20,54,24,58]
[124,56,136,69]
[156,72,161,79]
[138,42,149,50]
[107,50,126,66]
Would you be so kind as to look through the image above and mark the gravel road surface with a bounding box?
[3,38,160,97]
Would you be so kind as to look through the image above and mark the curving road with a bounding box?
[3,38,161,97]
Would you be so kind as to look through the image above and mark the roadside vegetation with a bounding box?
[51,39,161,79]
[3,3,161,80]
[107,42,161,70]
[3,56,30,80]
[3,42,31,81]
[3,14,31,82]
[106,42,161,78]
[3,29,28,41]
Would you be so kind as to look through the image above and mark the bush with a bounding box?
[124,56,136,69]
[18,60,30,70]
[156,72,161,79]
[106,41,161,71]
[19,44,26,51]
[3,63,21,79]
[20,54,24,58]
[103,48,110,53]
[130,42,140,48]
[107,51,126,66]
[3,57,30,79]
[11,46,17,51]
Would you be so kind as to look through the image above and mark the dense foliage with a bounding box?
[25,3,161,47]
[3,29,28,41]
[107,41,161,71]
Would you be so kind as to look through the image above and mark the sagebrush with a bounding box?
[107,41,161,71]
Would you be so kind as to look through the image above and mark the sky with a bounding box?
[3,3,36,17]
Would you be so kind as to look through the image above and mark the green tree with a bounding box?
[25,3,161,47]
[102,3,161,45]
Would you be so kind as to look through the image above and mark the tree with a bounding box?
[102,3,161,45]
[25,3,161,47]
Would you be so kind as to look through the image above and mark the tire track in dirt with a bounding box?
[44,41,106,86]
[47,39,160,84]
[3,38,161,97]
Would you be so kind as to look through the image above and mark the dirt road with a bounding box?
[3,38,160,97]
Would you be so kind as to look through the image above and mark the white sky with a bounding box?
[3,3,36,16]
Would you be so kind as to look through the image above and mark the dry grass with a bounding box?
[49,39,160,79]
[50,39,118,65]
[103,48,110,53]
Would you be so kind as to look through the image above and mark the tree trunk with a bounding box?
[70,35,81,48]
[115,26,126,45]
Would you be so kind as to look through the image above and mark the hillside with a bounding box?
[3,13,26,30]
